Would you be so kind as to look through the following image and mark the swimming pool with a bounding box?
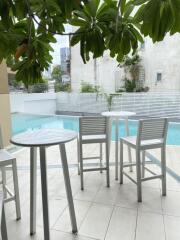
[12,113,180,145]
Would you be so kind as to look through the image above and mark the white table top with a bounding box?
[102,111,136,118]
[11,129,77,147]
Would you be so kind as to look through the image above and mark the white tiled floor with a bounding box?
[3,142,180,239]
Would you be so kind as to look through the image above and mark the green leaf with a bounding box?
[84,0,100,17]
[132,0,149,5]
[124,3,134,19]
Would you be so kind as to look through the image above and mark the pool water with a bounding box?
[12,113,180,145]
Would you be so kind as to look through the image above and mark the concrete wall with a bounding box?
[71,45,123,93]
[141,34,180,91]
[10,93,57,114]
[71,33,180,92]
[0,62,12,147]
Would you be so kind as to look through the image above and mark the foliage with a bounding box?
[55,82,71,92]
[133,0,180,42]
[51,65,62,82]
[30,81,48,93]
[103,93,113,111]
[116,88,125,93]
[103,93,121,111]
[119,54,140,67]
[0,0,180,83]
[81,82,100,93]
[136,86,149,92]
[8,73,22,89]
[124,78,136,92]
[70,0,143,63]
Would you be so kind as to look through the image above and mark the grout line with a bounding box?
[134,208,139,240]
[51,201,69,229]
[103,205,115,240]
[51,228,99,240]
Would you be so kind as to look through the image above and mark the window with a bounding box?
[156,72,162,82]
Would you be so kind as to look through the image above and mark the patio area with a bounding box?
[4,141,180,240]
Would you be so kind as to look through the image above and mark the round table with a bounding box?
[11,128,78,240]
[102,111,136,180]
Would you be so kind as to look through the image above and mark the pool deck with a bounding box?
[4,141,180,240]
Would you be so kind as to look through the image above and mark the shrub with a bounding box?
[124,79,136,92]
[116,88,125,93]
[55,82,71,92]
[136,86,149,92]
[81,82,100,93]
[31,82,48,93]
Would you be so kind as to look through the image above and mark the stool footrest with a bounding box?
[123,171,137,185]
[4,196,15,203]
[4,185,14,197]
[83,156,101,160]
[123,163,137,168]
[83,167,107,172]
[141,174,163,182]
[144,167,157,176]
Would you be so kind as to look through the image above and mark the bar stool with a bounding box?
[78,116,111,190]
[0,127,21,220]
[120,118,168,202]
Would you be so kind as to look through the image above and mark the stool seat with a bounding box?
[82,135,107,143]
[0,150,15,164]
[121,136,164,149]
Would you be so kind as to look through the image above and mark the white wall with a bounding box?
[141,34,180,91]
[71,44,123,93]
[10,93,57,114]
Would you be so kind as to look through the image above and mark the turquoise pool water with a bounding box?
[12,113,180,145]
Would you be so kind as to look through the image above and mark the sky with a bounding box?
[51,25,72,66]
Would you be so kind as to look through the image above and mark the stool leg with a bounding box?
[1,167,7,199]
[106,141,110,187]
[77,138,80,175]
[115,118,119,180]
[136,149,142,202]
[79,143,84,190]
[125,117,133,172]
[161,146,166,196]
[100,143,103,173]
[59,143,78,233]
[1,204,8,240]
[120,140,123,184]
[12,159,21,220]
[142,151,145,178]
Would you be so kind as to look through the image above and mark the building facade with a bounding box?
[71,33,180,92]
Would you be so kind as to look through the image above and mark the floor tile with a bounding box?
[138,187,162,213]
[136,211,165,240]
[162,191,180,217]
[54,200,91,232]
[164,215,180,240]
[105,207,137,240]
[37,197,68,227]
[93,184,119,206]
[115,185,138,209]
[79,203,113,239]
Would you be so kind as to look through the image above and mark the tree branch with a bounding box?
[116,0,121,32]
